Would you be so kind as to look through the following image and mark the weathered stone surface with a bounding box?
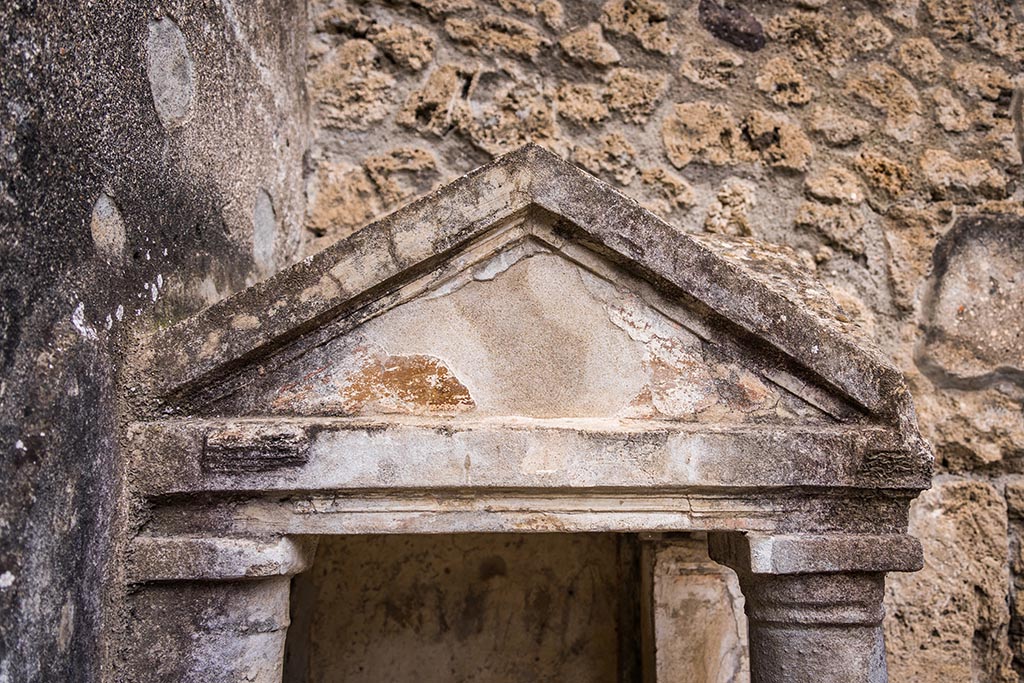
[885,481,1015,682]
[638,167,695,217]
[846,63,923,142]
[796,202,867,255]
[373,22,436,71]
[920,149,1007,202]
[662,101,743,167]
[20,0,1024,677]
[881,204,949,312]
[445,13,550,59]
[679,42,745,91]
[90,191,127,262]
[756,57,813,107]
[953,61,1015,103]
[742,109,813,171]
[457,81,558,154]
[252,189,278,276]
[304,162,380,240]
[766,10,845,65]
[663,104,812,171]
[605,68,668,124]
[601,0,676,54]
[314,7,437,71]
[919,214,1024,388]
[809,105,870,147]
[559,22,620,66]
[398,64,473,136]
[929,86,971,133]
[705,177,756,236]
[851,13,893,52]
[855,150,914,204]
[145,18,196,129]
[2,2,309,680]
[364,147,440,205]
[897,37,944,82]
[805,166,863,205]
[555,82,610,125]
[711,533,907,683]
[915,387,1024,471]
[573,132,638,185]
[309,39,395,130]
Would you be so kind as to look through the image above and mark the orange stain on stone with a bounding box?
[340,352,475,415]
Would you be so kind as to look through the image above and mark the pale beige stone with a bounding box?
[742,109,813,172]
[363,147,440,206]
[854,150,914,201]
[651,538,748,683]
[755,56,814,107]
[851,13,893,52]
[929,86,970,132]
[600,0,676,54]
[305,162,381,239]
[309,40,395,130]
[398,64,473,136]
[809,105,870,147]
[805,166,863,205]
[920,149,1007,202]
[766,10,846,65]
[554,83,609,125]
[558,22,620,66]
[705,177,757,236]
[897,37,944,82]
[952,61,1015,102]
[445,13,549,58]
[572,132,638,185]
[678,42,744,91]
[605,67,668,124]
[639,167,695,216]
[846,62,923,142]
[795,202,866,254]
[662,101,743,167]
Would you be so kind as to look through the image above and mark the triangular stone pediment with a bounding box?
[204,231,830,424]
[133,145,921,444]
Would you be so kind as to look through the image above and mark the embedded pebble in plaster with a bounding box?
[145,18,196,128]
[253,189,277,275]
[89,191,126,261]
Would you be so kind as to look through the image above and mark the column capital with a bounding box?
[127,534,317,583]
[707,532,922,576]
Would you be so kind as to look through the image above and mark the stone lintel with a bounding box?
[128,535,317,583]
[708,531,924,575]
[129,418,929,497]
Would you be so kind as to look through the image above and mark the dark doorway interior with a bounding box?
[284,533,643,683]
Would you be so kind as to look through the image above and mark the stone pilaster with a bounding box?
[121,536,316,683]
